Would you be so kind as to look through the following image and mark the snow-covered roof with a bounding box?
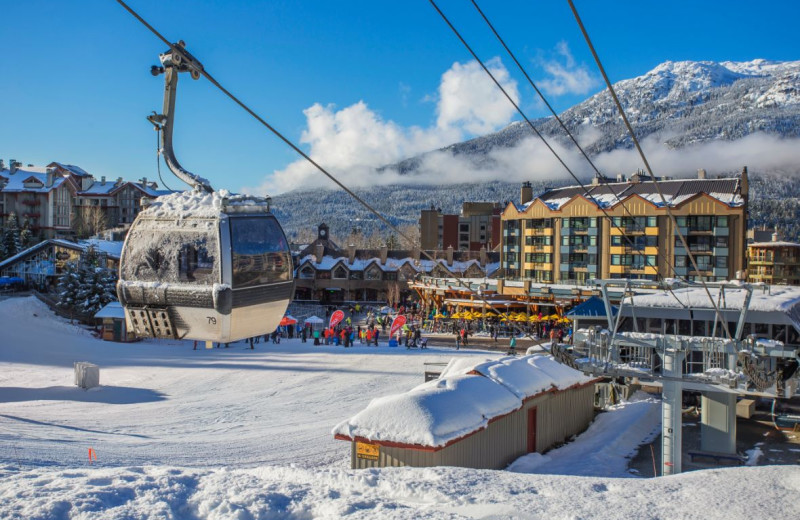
[749,241,800,248]
[49,162,91,177]
[295,254,492,277]
[0,239,121,271]
[333,355,595,448]
[94,301,125,319]
[79,180,121,195]
[623,285,800,331]
[516,177,744,213]
[0,168,68,193]
[80,239,124,259]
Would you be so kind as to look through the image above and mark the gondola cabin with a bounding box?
[117,190,294,343]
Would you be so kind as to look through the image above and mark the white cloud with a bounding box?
[246,58,519,195]
[436,58,519,134]
[592,132,800,178]
[538,41,599,97]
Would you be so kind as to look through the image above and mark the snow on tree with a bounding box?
[19,218,34,250]
[2,212,22,260]
[56,245,117,316]
[57,263,82,311]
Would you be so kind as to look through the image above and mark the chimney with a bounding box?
[116,177,123,186]
[140,177,148,187]
[380,244,388,265]
[413,246,421,261]
[697,169,707,179]
[82,176,93,191]
[0,159,5,170]
[46,167,55,188]
[616,173,624,182]
[315,243,324,264]
[479,245,487,267]
[520,181,533,205]
[446,245,454,266]
[348,243,356,265]
[101,176,106,185]
[10,159,18,174]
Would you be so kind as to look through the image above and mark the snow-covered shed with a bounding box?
[333,355,599,469]
[94,302,136,342]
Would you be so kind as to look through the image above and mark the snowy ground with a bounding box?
[1,296,799,519]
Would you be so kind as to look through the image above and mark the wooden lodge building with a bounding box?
[334,355,599,469]
[293,224,500,304]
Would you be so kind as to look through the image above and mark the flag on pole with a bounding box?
[389,315,407,337]
[329,310,345,328]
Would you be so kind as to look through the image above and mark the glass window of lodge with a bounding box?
[366,267,382,280]
[333,265,348,279]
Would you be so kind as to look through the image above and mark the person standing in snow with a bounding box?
[509,336,517,356]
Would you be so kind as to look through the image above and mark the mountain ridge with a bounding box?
[273,59,800,242]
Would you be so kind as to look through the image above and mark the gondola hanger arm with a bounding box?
[148,40,214,193]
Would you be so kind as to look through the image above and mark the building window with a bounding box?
[333,266,348,279]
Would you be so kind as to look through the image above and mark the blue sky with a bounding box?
[1,0,798,194]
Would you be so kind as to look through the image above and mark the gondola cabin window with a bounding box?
[230,216,291,288]
[121,218,220,285]
[178,241,215,283]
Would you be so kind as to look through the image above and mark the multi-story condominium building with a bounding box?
[0,161,78,238]
[501,169,749,284]
[1,159,166,238]
[747,233,800,285]
[420,202,502,251]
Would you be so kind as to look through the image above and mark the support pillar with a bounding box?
[662,346,684,475]
[700,391,737,454]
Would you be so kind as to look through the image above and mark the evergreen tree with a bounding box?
[75,264,117,316]
[19,218,33,250]
[2,212,21,259]
[57,263,82,311]
[56,245,118,316]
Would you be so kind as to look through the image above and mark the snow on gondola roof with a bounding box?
[139,190,271,219]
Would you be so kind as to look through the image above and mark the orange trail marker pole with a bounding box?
[88,447,97,464]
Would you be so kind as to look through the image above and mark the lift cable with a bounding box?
[430,0,691,317]
[566,0,732,339]
[115,0,535,338]
[467,0,684,295]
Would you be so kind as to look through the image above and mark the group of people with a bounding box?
[300,323,382,347]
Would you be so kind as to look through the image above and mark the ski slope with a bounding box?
[1,296,798,519]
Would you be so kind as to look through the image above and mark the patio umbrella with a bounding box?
[279,315,298,326]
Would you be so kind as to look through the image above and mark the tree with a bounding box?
[2,212,22,260]
[56,245,117,317]
[19,218,33,250]
[385,234,400,250]
[57,262,82,312]
[73,206,107,239]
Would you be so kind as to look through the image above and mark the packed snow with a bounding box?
[1,296,799,519]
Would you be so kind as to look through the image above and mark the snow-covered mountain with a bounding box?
[275,59,800,241]
[425,59,800,161]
